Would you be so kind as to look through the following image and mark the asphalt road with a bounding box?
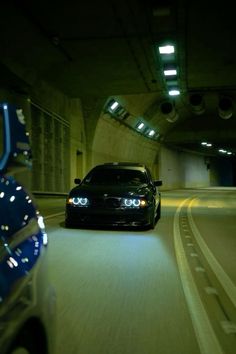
[40,188,236,354]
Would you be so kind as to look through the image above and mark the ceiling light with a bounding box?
[110,101,119,111]
[201,141,212,147]
[168,89,180,96]
[148,130,155,137]
[227,152,232,155]
[137,122,145,130]
[164,69,177,76]
[159,45,175,54]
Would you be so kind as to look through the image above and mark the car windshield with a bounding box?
[84,168,148,185]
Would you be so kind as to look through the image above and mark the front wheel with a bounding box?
[65,219,75,228]
[148,209,156,230]
[155,202,161,222]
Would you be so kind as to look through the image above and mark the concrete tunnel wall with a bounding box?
[1,81,213,193]
[92,114,160,174]
[159,146,210,189]
[92,114,211,190]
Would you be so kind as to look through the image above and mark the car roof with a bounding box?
[93,162,148,170]
[103,162,146,167]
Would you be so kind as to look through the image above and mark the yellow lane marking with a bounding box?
[174,198,223,354]
[188,199,236,308]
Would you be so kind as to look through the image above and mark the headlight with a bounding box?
[67,197,90,206]
[122,198,147,208]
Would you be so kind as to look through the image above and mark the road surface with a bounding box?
[38,188,236,354]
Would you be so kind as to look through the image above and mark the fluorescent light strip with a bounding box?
[168,89,180,96]
[159,45,175,54]
[164,69,177,76]
[137,122,145,130]
[148,130,155,136]
[110,101,119,110]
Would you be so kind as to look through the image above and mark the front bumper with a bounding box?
[65,204,153,227]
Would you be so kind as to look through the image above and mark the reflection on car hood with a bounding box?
[70,183,150,197]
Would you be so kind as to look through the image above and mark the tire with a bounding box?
[148,209,156,230]
[155,202,161,222]
[9,330,47,354]
[65,219,72,228]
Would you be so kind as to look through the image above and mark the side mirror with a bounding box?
[154,180,162,187]
[0,103,31,173]
[74,178,81,184]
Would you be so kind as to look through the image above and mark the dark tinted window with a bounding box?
[85,168,148,185]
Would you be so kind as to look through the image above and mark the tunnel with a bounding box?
[1,2,236,354]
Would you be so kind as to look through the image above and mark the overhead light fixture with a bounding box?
[201,141,212,147]
[137,122,145,130]
[148,130,155,137]
[168,89,180,96]
[164,69,177,76]
[106,98,120,112]
[219,149,232,155]
[159,45,175,54]
[157,42,181,97]
[163,63,177,77]
[110,101,119,111]
[106,99,129,120]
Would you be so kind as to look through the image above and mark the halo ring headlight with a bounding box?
[124,199,133,207]
[72,197,89,206]
[133,199,141,207]
[72,197,80,205]
[80,198,88,206]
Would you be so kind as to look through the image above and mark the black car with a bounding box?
[65,162,162,229]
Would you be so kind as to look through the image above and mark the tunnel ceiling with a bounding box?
[1,0,236,157]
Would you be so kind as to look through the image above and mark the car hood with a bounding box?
[69,183,150,197]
